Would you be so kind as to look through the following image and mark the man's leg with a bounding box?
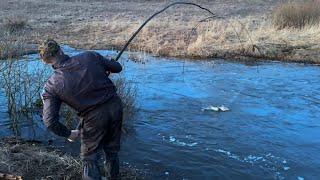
[102,118,122,180]
[80,116,104,180]
[103,97,123,179]
[81,150,102,180]
[103,151,120,179]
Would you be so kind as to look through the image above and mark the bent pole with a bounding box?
[114,2,218,61]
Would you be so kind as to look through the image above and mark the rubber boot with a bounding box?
[82,152,102,180]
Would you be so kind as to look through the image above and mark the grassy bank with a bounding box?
[0,0,319,63]
[0,138,141,179]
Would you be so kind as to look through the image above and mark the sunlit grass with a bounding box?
[272,1,320,29]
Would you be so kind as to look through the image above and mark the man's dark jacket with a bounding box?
[41,51,122,138]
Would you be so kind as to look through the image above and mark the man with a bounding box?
[39,39,123,180]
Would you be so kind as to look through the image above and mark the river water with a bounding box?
[1,46,320,179]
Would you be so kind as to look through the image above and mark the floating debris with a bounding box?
[202,105,230,112]
[283,167,290,171]
[218,105,230,112]
[202,106,219,112]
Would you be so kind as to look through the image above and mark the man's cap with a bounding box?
[39,39,60,59]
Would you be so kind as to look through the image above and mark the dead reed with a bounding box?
[272,1,320,29]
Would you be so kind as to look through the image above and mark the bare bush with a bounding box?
[1,58,50,137]
[3,16,27,34]
[0,31,25,59]
[113,75,137,131]
[0,34,50,137]
[0,30,37,60]
[272,1,320,29]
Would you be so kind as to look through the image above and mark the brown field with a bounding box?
[0,0,319,63]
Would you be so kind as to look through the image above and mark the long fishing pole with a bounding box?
[76,2,218,131]
[114,2,218,62]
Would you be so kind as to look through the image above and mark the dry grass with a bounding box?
[272,1,320,29]
[0,138,81,179]
[0,138,142,179]
[184,16,320,62]
[47,0,319,63]
[96,14,320,63]
[0,0,319,63]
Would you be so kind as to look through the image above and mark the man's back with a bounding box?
[42,51,122,138]
[44,51,121,116]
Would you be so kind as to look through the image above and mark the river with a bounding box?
[1,46,320,179]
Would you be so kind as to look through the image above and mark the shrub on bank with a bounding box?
[3,16,27,33]
[113,75,138,132]
[272,1,320,29]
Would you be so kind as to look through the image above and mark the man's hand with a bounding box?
[67,130,80,142]
[105,56,115,76]
[105,55,115,76]
[103,55,122,73]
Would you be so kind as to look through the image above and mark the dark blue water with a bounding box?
[1,46,320,179]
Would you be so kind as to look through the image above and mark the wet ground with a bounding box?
[1,46,320,179]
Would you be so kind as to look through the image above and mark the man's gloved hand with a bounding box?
[67,129,80,142]
[105,56,116,76]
